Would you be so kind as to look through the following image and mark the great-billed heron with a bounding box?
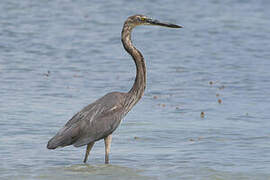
[47,14,182,164]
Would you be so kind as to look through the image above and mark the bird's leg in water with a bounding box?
[104,134,112,164]
[83,142,95,163]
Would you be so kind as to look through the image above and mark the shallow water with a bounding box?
[1,0,270,179]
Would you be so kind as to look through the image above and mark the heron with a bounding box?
[47,14,182,164]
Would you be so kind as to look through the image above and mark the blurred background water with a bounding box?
[1,0,270,179]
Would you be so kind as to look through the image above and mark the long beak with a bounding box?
[147,19,183,28]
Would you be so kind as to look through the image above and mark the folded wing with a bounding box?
[47,92,126,149]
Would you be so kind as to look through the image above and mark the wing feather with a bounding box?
[47,92,126,149]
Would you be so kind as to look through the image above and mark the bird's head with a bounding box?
[125,14,182,29]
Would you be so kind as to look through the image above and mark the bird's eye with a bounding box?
[140,17,146,21]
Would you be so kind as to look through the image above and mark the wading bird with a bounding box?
[47,15,182,164]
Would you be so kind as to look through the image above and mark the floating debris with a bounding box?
[218,99,222,104]
[44,70,50,77]
[153,96,158,99]
[216,93,220,97]
[175,106,180,110]
[134,136,139,140]
[189,138,194,141]
[200,112,205,118]
[218,85,225,90]
[157,103,166,107]
[73,74,80,78]
[209,81,213,85]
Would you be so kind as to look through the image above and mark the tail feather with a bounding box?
[47,135,66,149]
[47,126,79,149]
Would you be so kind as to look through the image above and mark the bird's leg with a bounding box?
[83,142,95,163]
[104,134,112,164]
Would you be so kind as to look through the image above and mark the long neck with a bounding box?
[121,23,146,110]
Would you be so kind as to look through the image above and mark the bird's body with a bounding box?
[48,92,126,148]
[47,14,181,164]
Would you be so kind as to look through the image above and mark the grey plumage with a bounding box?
[47,14,182,163]
[47,92,126,149]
